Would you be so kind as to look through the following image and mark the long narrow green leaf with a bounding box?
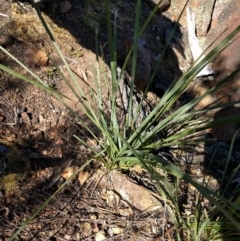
[31,1,103,124]
[121,26,240,153]
[126,0,141,133]
[0,46,47,86]
[132,0,189,125]
[147,154,240,230]
[0,64,63,99]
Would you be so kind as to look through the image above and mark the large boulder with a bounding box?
[204,1,240,140]
[168,0,240,140]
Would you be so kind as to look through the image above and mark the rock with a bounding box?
[211,107,240,141]
[203,0,240,140]
[155,12,192,73]
[58,1,72,14]
[210,0,230,29]
[168,0,214,37]
[167,0,188,27]
[78,170,90,186]
[99,170,161,211]
[117,37,152,90]
[34,50,49,66]
[213,19,240,93]
[61,166,79,180]
[24,47,49,66]
[110,227,124,235]
[95,231,106,241]
[168,0,240,141]
[205,0,240,48]
[21,112,32,126]
[188,0,215,37]
[0,114,5,122]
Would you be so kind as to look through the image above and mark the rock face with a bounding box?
[169,0,215,37]
[168,0,240,140]
[117,0,240,140]
[205,1,240,140]
[188,0,215,37]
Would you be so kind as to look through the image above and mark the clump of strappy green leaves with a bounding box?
[1,0,240,240]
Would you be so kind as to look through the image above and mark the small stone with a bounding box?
[91,222,99,233]
[78,170,90,186]
[34,50,49,66]
[63,234,72,240]
[100,170,161,211]
[62,166,79,180]
[24,47,48,67]
[21,112,31,126]
[111,227,124,235]
[90,214,97,220]
[95,231,106,241]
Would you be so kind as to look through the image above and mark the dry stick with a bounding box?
[0,13,9,18]
[6,107,20,126]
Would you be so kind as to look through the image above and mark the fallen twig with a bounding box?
[0,13,10,18]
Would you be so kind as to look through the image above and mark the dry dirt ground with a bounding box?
[0,1,239,241]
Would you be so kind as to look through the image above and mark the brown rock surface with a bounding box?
[167,0,189,27]
[169,0,215,36]
[34,50,49,66]
[204,0,240,140]
[210,0,230,29]
[168,0,233,39]
[168,0,240,140]
[188,0,215,37]
[23,47,48,66]
[205,0,240,48]
[99,170,161,211]
[21,112,32,126]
